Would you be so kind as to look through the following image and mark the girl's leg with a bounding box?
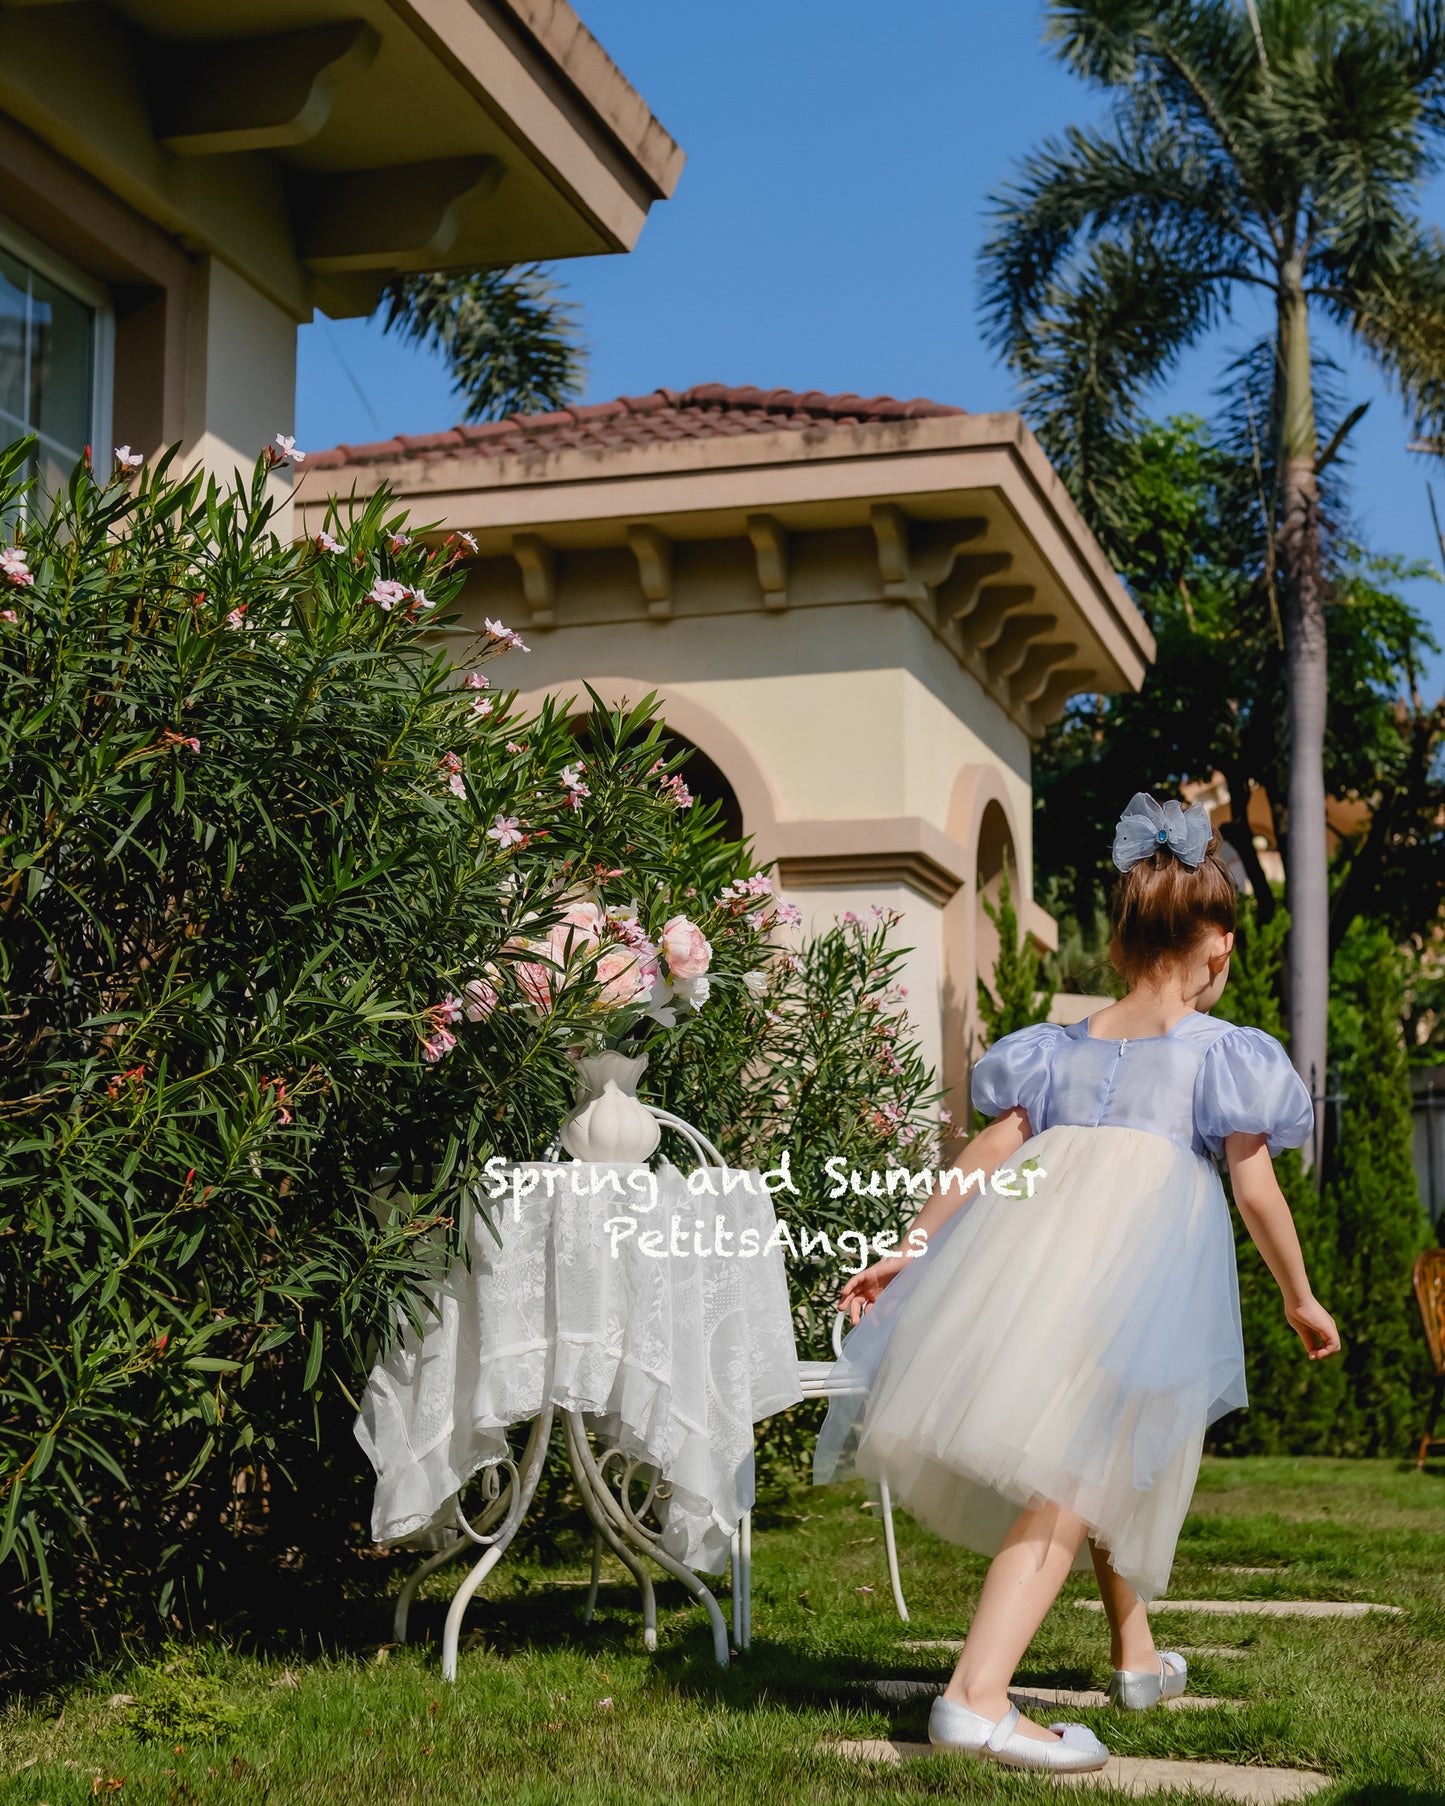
[1088,1538,1157,1671]
[942,1497,1089,1743]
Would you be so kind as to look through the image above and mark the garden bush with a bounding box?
[0,439,942,1649]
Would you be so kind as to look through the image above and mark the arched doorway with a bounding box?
[568,715,744,844]
[973,798,1018,1000]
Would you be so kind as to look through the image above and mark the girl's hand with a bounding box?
[838,1257,907,1326]
[1286,1295,1341,1360]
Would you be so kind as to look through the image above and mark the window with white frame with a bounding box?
[0,226,112,498]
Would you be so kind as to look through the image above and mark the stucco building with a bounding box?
[302,384,1155,1110]
[0,0,679,491]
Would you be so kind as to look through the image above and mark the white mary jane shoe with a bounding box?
[928,1695,1110,1772]
[1108,1648,1188,1710]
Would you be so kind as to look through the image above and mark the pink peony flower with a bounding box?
[487,814,525,850]
[462,974,499,1021]
[661,915,711,979]
[368,579,409,611]
[595,945,654,1008]
[513,958,557,1012]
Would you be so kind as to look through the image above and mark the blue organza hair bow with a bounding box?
[1111,792,1213,872]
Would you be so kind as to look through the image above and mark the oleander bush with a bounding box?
[0,438,943,1649]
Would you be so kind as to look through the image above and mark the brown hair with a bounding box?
[1108,831,1237,984]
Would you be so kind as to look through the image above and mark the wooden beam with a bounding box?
[511,533,556,629]
[627,523,673,619]
[155,23,380,155]
[983,613,1058,683]
[1010,640,1078,707]
[296,156,503,274]
[746,513,789,609]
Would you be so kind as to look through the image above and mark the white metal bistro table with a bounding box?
[355,1117,803,1679]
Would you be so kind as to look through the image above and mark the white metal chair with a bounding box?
[796,1310,909,1620]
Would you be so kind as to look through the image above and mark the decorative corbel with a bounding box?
[870,503,926,604]
[511,533,556,629]
[1009,640,1079,707]
[746,513,789,610]
[956,583,1034,651]
[983,613,1058,683]
[1029,666,1097,731]
[937,552,1015,620]
[627,523,673,619]
[155,22,380,154]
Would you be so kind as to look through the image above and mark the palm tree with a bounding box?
[982,0,1445,1136]
[377,264,585,421]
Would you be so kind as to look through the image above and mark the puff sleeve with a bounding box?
[1195,1026,1314,1158]
[971,1022,1063,1131]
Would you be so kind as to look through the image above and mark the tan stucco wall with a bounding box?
[183,258,298,487]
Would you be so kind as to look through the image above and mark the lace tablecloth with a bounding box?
[355,1162,804,1573]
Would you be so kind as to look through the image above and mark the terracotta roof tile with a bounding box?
[305,382,966,472]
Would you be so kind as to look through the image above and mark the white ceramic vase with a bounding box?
[558,1049,660,1164]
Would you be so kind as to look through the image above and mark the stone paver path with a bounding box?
[826,1740,1330,1801]
[1076,1599,1400,1618]
[874,1677,1239,1710]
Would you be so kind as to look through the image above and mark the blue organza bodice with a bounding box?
[971,1013,1313,1161]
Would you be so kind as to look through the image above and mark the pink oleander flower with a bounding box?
[448,772,467,798]
[661,914,711,980]
[315,531,343,553]
[387,531,411,553]
[463,672,490,690]
[453,530,478,554]
[939,1107,954,1126]
[368,579,409,611]
[470,696,494,718]
[433,994,464,1026]
[560,762,590,809]
[841,910,859,925]
[409,588,434,611]
[743,969,769,998]
[505,741,524,754]
[483,616,529,653]
[0,608,15,623]
[462,972,499,1021]
[421,1026,457,1063]
[114,444,144,472]
[225,606,247,629]
[160,728,201,753]
[487,814,525,850]
[272,433,305,465]
[775,901,802,927]
[1,547,33,587]
[659,772,693,808]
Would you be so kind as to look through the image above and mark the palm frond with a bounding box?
[378,266,586,423]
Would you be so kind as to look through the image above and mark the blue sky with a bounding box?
[296,0,1445,688]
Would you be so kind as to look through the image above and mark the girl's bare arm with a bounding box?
[1225,1131,1341,1360]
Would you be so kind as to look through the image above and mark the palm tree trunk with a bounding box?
[1275,266,1328,1168]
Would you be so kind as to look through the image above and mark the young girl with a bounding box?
[815,793,1341,1774]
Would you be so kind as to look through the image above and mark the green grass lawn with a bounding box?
[3,1457,1444,1804]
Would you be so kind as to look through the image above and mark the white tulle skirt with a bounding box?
[814,1124,1246,1601]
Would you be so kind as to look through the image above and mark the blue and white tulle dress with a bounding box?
[814,1013,1313,1601]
